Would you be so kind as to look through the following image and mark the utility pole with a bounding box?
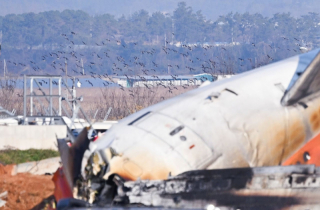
[3,59,7,78]
[164,33,167,48]
[72,77,76,118]
[172,19,174,44]
[81,58,84,75]
[231,27,234,44]
[65,59,68,76]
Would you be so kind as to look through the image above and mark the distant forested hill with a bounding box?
[0,0,319,20]
[0,1,319,77]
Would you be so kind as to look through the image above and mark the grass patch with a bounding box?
[0,149,59,165]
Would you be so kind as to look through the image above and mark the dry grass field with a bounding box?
[0,77,196,121]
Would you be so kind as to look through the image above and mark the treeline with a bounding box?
[0,2,320,76]
[2,2,320,47]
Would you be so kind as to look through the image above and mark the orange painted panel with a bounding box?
[283,132,320,166]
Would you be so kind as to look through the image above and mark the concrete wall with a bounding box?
[0,125,67,150]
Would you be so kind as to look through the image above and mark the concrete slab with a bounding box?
[0,125,67,150]
[12,157,60,175]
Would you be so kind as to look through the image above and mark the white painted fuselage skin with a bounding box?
[90,54,320,181]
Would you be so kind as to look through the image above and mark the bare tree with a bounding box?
[0,77,23,114]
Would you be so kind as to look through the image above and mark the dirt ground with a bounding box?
[0,164,55,210]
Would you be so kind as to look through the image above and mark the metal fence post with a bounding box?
[30,78,33,116]
[23,75,27,125]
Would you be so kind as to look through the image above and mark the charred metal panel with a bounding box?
[58,127,91,189]
[282,49,320,106]
[116,165,320,210]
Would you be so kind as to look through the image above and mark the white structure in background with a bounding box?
[115,73,217,88]
[216,74,233,81]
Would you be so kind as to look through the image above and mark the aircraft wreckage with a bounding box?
[53,49,320,209]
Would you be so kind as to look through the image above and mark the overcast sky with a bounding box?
[0,0,319,20]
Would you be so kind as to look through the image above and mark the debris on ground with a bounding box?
[0,191,7,208]
[0,200,6,208]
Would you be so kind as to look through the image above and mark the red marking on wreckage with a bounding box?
[52,134,100,204]
[52,167,73,203]
[283,132,320,166]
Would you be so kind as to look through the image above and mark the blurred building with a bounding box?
[115,73,225,88]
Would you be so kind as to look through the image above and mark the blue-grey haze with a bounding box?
[0,0,319,20]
